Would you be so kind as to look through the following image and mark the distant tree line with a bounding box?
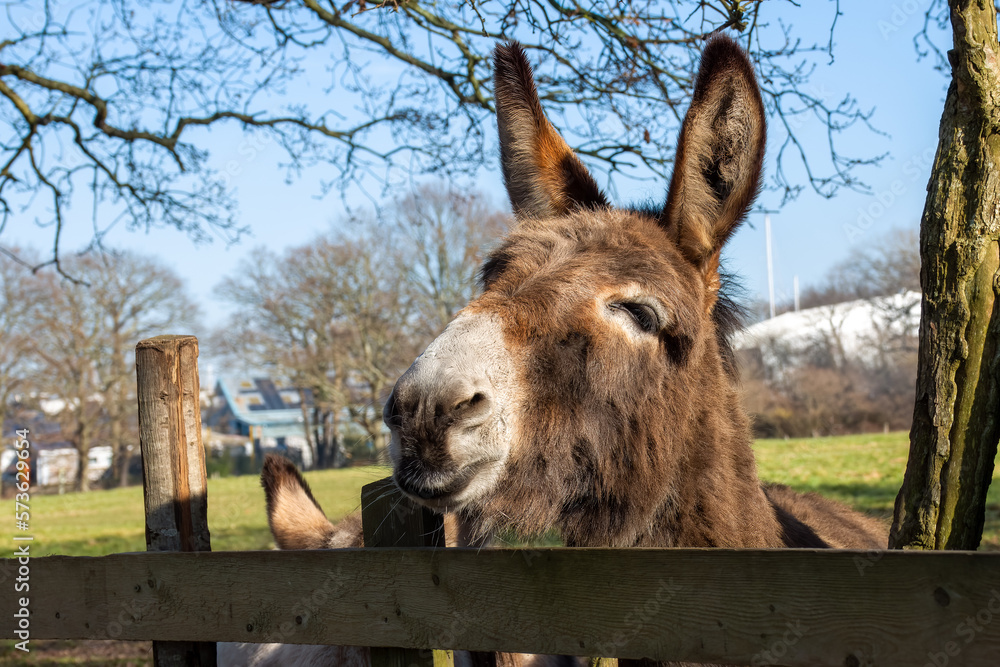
[0,251,198,491]
[741,229,920,438]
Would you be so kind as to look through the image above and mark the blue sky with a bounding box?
[5,1,950,339]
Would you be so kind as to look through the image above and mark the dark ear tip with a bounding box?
[493,40,530,86]
[697,33,757,83]
[260,452,313,502]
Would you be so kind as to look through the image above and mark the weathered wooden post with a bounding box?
[136,335,216,666]
[362,477,450,667]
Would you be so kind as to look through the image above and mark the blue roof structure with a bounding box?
[214,377,311,439]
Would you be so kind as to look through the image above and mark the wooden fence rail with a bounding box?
[2,548,1000,665]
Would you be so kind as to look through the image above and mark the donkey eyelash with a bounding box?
[609,302,660,334]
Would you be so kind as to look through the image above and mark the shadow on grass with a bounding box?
[208,524,274,552]
[33,535,145,558]
[795,482,900,513]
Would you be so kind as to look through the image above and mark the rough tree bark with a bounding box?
[890,1,1000,550]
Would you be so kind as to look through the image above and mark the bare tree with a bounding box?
[391,184,510,335]
[215,182,506,462]
[214,245,354,469]
[87,251,198,485]
[0,1,880,273]
[32,263,109,491]
[28,252,196,490]
[331,232,420,454]
[741,229,921,438]
[798,228,921,310]
[0,252,45,446]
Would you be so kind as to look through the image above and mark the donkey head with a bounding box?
[384,36,765,547]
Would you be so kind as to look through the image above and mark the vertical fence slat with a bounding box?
[137,335,216,666]
[362,477,447,667]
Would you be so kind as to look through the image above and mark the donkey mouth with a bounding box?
[393,456,500,508]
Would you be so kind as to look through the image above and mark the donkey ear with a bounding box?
[494,42,607,219]
[662,35,765,274]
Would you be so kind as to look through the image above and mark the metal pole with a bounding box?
[766,214,776,319]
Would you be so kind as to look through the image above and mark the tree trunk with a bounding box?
[298,387,316,468]
[118,433,131,487]
[330,408,347,468]
[110,412,124,486]
[74,425,91,493]
[111,336,131,487]
[890,1,1000,550]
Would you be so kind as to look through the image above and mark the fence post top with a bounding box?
[136,334,199,350]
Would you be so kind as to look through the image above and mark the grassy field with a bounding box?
[3,433,999,664]
[21,465,391,557]
[12,432,1000,557]
[755,431,1000,549]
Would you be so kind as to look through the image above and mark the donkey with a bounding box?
[222,35,886,667]
[385,35,886,553]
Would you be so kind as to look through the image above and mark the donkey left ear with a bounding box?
[661,35,765,280]
[494,42,607,219]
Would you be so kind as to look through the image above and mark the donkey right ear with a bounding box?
[494,42,607,219]
[661,35,766,274]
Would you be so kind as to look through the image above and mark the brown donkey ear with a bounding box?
[494,42,607,219]
[662,35,765,278]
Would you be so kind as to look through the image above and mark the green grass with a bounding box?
[753,431,1000,550]
[24,465,389,557]
[14,435,1000,557]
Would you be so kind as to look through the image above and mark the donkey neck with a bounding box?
[649,388,784,549]
[562,357,784,549]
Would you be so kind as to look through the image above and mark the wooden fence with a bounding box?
[2,335,999,666]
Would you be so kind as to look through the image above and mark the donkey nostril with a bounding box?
[382,391,403,428]
[454,393,485,412]
[451,389,492,423]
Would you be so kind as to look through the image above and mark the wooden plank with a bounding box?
[136,335,215,667]
[362,477,445,667]
[2,548,998,666]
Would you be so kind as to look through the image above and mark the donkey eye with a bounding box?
[610,302,660,334]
